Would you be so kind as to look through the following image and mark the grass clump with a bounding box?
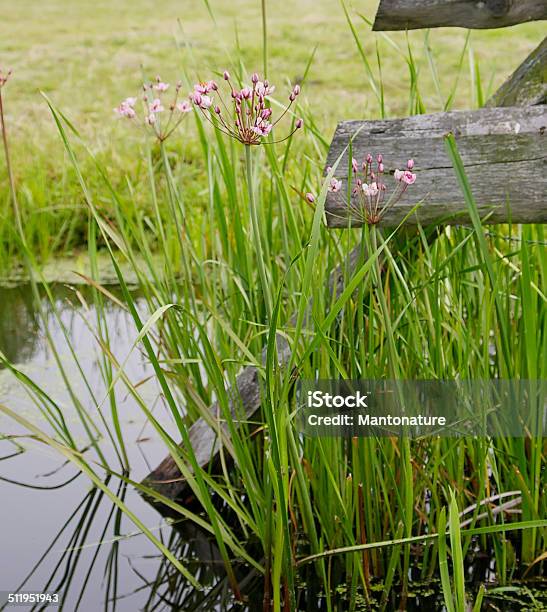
[0,2,545,610]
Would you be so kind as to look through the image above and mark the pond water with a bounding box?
[0,284,238,611]
[0,284,545,611]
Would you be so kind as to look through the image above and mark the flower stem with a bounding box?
[0,89,22,236]
[245,144,272,321]
[261,0,268,79]
[370,225,412,604]
[370,226,399,377]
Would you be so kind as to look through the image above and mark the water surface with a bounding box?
[0,284,228,611]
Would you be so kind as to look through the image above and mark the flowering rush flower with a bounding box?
[189,71,303,145]
[114,75,192,141]
[326,154,417,225]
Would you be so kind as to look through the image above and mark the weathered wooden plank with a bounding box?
[324,105,547,228]
[373,0,547,31]
[486,36,547,108]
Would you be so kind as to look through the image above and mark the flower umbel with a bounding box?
[190,71,303,145]
[330,155,417,225]
[114,75,192,141]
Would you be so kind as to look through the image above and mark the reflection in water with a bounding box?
[0,463,250,611]
[0,284,173,610]
[1,284,545,611]
[0,282,260,611]
[144,525,263,611]
[0,285,42,366]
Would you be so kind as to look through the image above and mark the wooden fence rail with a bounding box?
[373,0,547,31]
[325,105,546,228]
[486,36,547,108]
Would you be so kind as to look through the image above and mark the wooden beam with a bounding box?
[324,105,547,228]
[373,0,547,31]
[486,36,547,108]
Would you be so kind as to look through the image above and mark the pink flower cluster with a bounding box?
[326,155,417,225]
[115,76,192,141]
[0,67,12,88]
[189,71,303,145]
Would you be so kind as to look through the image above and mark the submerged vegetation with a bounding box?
[0,1,545,610]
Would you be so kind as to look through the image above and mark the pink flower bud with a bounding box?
[251,72,259,84]
[305,192,315,203]
[366,153,373,164]
[378,163,384,173]
[407,159,414,170]
[223,70,230,80]
[394,169,404,181]
[296,118,303,129]
[292,84,301,96]
[377,154,383,163]
[352,158,358,173]
[289,93,295,102]
[214,105,221,114]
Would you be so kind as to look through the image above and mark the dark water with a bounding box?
[0,284,238,611]
[0,284,545,611]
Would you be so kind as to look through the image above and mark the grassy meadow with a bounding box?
[0,0,544,266]
[0,1,546,610]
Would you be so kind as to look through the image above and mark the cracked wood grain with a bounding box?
[324,105,547,228]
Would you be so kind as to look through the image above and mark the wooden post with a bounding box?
[324,106,546,228]
[486,36,547,108]
[373,0,547,31]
